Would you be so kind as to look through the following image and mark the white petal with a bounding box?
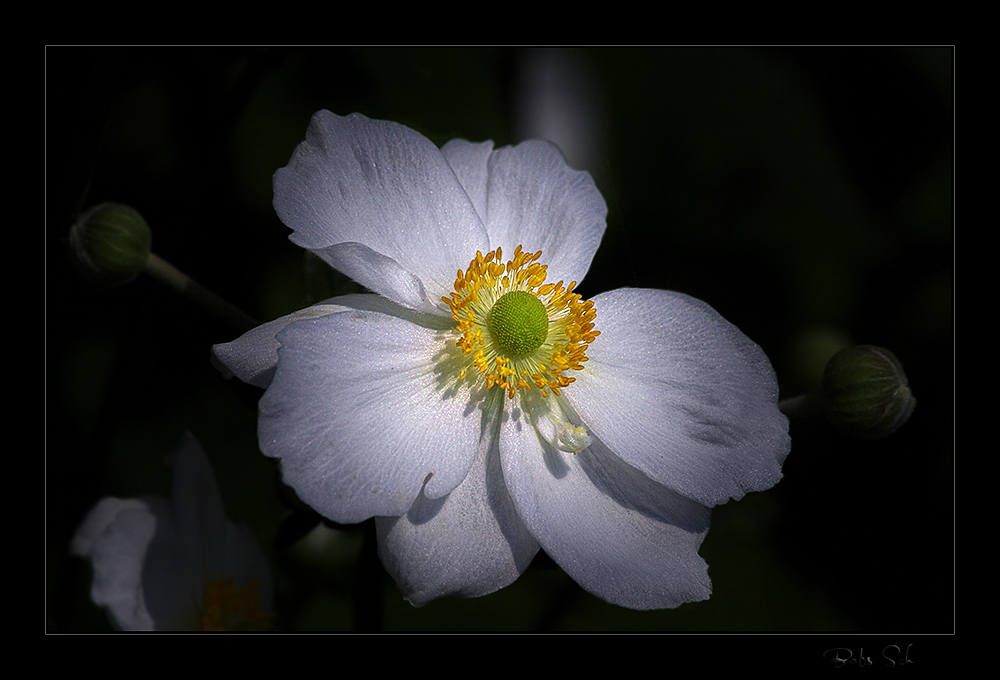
[501,401,712,610]
[212,302,349,389]
[376,391,538,605]
[259,305,482,524]
[213,294,446,389]
[440,138,495,226]
[570,288,790,507]
[273,111,489,307]
[309,242,439,314]
[483,139,606,285]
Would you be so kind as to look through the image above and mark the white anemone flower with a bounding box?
[213,111,790,610]
[72,433,274,630]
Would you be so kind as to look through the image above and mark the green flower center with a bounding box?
[487,290,549,357]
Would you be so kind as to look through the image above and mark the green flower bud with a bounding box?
[70,202,151,286]
[821,345,916,439]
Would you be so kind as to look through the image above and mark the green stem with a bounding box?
[144,252,259,334]
[778,390,825,420]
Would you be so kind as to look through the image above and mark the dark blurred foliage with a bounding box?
[46,47,952,639]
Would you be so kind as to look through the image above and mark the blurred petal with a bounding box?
[71,496,148,559]
[167,433,272,604]
[273,111,489,308]
[72,498,160,630]
[137,499,207,630]
[571,288,790,507]
[376,392,538,605]
[72,435,273,630]
[501,400,712,610]
[259,306,483,524]
[169,433,232,577]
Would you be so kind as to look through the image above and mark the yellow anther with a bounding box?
[444,246,599,400]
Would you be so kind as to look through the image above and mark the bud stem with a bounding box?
[778,390,825,420]
[144,252,258,334]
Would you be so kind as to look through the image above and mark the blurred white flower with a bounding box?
[214,111,790,610]
[72,433,274,630]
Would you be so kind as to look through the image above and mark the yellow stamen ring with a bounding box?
[441,245,599,400]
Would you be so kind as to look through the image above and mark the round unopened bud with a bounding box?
[70,202,151,286]
[822,345,916,439]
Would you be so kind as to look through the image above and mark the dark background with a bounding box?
[46,47,953,637]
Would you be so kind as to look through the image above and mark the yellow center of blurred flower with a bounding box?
[200,577,274,631]
[441,245,599,400]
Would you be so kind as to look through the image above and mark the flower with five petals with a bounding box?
[213,111,790,610]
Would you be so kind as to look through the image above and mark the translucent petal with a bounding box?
[570,288,790,507]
